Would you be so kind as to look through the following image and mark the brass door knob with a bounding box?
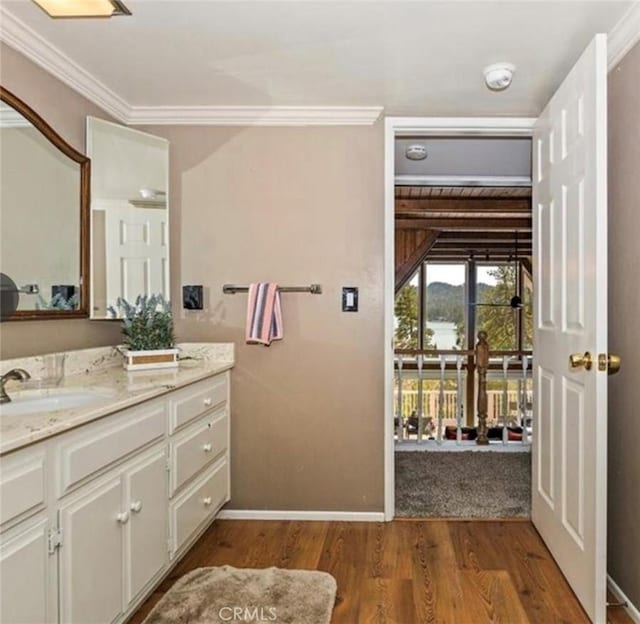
[598,353,621,375]
[569,352,593,371]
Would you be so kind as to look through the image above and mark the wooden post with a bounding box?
[476,331,490,445]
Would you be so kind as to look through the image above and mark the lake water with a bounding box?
[427,321,458,350]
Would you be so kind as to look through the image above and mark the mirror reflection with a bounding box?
[0,97,84,318]
[87,118,169,319]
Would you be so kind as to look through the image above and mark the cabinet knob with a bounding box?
[203,398,212,407]
[203,443,212,453]
[116,511,130,524]
[130,500,143,513]
[203,496,213,507]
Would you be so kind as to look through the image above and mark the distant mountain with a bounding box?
[425,281,494,323]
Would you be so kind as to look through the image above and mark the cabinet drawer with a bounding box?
[0,450,46,529]
[170,407,228,495]
[57,401,166,496]
[170,458,228,555]
[170,375,228,433]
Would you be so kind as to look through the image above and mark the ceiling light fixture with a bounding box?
[483,63,516,91]
[32,0,131,18]
[405,144,428,161]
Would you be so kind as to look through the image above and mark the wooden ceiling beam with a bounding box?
[426,251,518,259]
[437,231,532,242]
[432,241,533,252]
[395,217,532,230]
[395,198,530,213]
[395,186,532,199]
[397,211,528,220]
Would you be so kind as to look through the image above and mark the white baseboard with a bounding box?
[217,509,385,522]
[608,574,640,623]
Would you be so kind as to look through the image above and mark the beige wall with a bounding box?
[139,123,386,511]
[608,40,640,608]
[0,43,121,357]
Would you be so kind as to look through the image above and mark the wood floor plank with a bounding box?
[449,521,514,571]
[499,522,591,624]
[410,521,465,623]
[316,522,370,623]
[277,520,329,570]
[460,569,531,623]
[126,519,634,624]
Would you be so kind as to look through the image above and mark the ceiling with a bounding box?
[394,186,532,284]
[395,137,531,180]
[0,0,633,118]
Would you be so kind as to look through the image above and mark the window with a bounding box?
[476,264,518,351]
[395,260,533,353]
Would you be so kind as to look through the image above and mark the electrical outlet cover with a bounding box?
[182,285,204,310]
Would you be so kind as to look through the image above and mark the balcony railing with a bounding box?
[394,335,532,445]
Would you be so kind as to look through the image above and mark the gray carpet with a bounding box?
[142,566,337,624]
[395,451,531,518]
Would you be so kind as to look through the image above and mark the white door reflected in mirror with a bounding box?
[86,118,169,319]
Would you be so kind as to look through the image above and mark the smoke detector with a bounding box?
[405,144,428,161]
[483,63,516,91]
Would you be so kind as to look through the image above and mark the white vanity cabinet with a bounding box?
[0,516,57,624]
[0,443,57,624]
[0,370,231,624]
[58,447,168,624]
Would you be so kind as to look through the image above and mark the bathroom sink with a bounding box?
[0,388,115,416]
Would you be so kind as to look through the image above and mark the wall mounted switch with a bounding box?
[342,287,358,312]
[183,285,204,310]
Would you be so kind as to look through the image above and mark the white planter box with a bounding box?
[123,348,179,371]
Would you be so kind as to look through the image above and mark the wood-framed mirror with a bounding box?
[0,86,90,320]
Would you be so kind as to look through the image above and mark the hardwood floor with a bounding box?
[128,519,632,624]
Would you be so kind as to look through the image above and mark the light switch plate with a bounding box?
[342,287,358,312]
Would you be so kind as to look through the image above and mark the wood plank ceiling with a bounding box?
[395,186,532,292]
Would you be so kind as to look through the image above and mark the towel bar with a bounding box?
[223,284,322,295]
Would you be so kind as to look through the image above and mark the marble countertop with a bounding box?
[0,343,234,456]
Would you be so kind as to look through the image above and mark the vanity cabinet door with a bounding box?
[124,449,168,605]
[0,517,56,624]
[59,477,124,624]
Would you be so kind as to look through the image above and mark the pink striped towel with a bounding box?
[245,283,284,346]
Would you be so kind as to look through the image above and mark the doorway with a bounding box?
[384,120,536,521]
[394,260,533,517]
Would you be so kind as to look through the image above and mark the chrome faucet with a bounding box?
[0,369,31,404]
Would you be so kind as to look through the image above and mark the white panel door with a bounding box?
[105,203,169,306]
[124,449,168,605]
[532,34,607,623]
[59,478,124,624]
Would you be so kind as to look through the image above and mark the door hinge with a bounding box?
[166,458,171,472]
[167,537,173,555]
[48,528,62,554]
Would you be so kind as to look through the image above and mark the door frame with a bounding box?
[383,116,536,520]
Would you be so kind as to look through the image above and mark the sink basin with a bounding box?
[0,388,114,416]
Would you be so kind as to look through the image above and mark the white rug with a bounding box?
[142,565,337,624]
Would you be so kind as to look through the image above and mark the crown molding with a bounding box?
[388,117,536,137]
[608,1,640,70]
[0,6,382,126]
[127,105,383,126]
[0,5,130,121]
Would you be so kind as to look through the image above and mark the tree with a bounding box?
[394,283,434,349]
[476,266,533,350]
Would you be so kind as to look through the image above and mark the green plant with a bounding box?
[109,294,175,351]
